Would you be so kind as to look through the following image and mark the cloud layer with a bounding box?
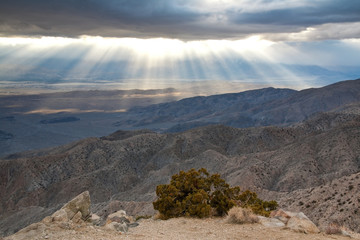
[1,0,360,40]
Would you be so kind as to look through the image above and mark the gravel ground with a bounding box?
[5,217,360,240]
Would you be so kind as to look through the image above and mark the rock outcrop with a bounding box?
[4,192,138,240]
[4,191,92,240]
[286,215,320,234]
[51,191,91,222]
[258,217,285,228]
[261,209,320,234]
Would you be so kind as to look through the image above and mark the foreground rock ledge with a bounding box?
[4,192,360,240]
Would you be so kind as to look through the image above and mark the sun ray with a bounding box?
[0,35,342,93]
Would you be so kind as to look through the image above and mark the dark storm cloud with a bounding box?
[0,0,204,38]
[0,0,360,40]
[229,0,360,26]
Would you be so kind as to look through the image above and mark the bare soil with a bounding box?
[5,217,359,240]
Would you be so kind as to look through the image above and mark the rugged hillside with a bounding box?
[1,110,360,236]
[114,79,360,131]
[271,171,360,234]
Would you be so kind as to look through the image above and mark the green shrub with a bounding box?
[236,190,278,217]
[153,168,278,219]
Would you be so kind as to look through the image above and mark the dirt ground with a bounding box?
[6,217,360,240]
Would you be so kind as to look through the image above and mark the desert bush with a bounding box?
[153,168,239,218]
[153,168,278,219]
[237,190,278,217]
[226,207,259,224]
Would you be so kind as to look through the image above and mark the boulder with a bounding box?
[269,209,291,224]
[110,216,130,224]
[104,222,128,233]
[51,209,69,222]
[104,210,138,232]
[107,210,127,219]
[270,209,320,234]
[287,216,320,234]
[107,210,134,224]
[60,191,91,221]
[258,216,285,228]
[50,191,91,222]
[90,214,101,226]
[71,211,83,224]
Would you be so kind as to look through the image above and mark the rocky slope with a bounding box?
[273,171,360,233]
[1,109,360,236]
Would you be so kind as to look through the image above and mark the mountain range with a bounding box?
[1,79,360,157]
[1,79,360,236]
[115,79,360,131]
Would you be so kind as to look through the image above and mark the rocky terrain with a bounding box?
[6,217,358,240]
[5,191,359,240]
[1,105,360,236]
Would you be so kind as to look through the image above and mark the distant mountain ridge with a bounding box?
[114,79,360,131]
[1,79,360,157]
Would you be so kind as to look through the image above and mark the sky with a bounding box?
[0,0,360,94]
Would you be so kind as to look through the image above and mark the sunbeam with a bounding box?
[0,35,359,95]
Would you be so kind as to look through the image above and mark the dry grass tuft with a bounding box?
[226,207,259,224]
[153,212,165,220]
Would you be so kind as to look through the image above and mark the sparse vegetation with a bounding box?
[153,168,278,219]
[226,207,259,224]
[236,190,278,217]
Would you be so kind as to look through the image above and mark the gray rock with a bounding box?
[286,216,320,234]
[269,209,291,224]
[258,216,285,228]
[71,211,82,224]
[61,191,91,221]
[128,222,140,228]
[51,209,69,222]
[49,191,91,223]
[104,222,128,233]
[90,214,101,226]
[107,210,127,219]
[109,216,130,224]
